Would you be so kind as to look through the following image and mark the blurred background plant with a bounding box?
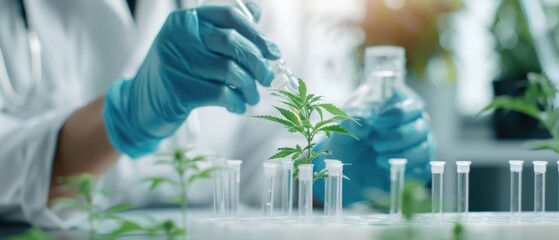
[355,0,463,82]
[488,0,559,139]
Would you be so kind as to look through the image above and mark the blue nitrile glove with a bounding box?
[313,88,435,206]
[103,6,281,158]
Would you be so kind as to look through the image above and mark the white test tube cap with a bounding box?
[509,160,524,172]
[533,161,548,173]
[324,159,341,167]
[389,158,408,167]
[281,159,293,170]
[456,161,471,173]
[430,161,446,174]
[327,162,343,177]
[298,164,314,181]
[263,162,277,177]
[227,160,243,170]
[227,160,243,182]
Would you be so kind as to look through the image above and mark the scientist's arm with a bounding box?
[49,97,119,201]
[48,7,280,201]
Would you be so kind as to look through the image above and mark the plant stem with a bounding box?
[178,174,188,240]
[88,205,95,240]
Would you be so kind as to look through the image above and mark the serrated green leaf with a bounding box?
[269,147,298,159]
[274,90,304,108]
[298,78,307,99]
[318,103,350,119]
[318,125,358,140]
[316,107,324,121]
[527,140,559,154]
[254,115,293,128]
[188,166,221,184]
[477,96,541,120]
[313,170,328,182]
[274,106,300,125]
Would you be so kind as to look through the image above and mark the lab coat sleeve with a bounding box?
[0,109,78,229]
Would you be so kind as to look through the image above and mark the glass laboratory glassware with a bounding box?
[213,158,229,218]
[533,161,547,219]
[262,162,277,217]
[234,0,298,92]
[280,159,294,217]
[325,161,343,221]
[298,164,314,219]
[226,160,242,217]
[345,46,406,123]
[389,158,407,216]
[430,161,446,219]
[509,160,523,221]
[456,161,471,216]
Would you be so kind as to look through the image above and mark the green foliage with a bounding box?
[478,73,559,152]
[8,228,53,240]
[144,147,217,239]
[255,79,357,180]
[491,0,541,77]
[453,222,465,240]
[55,173,135,239]
[401,180,431,220]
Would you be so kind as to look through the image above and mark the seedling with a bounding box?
[478,73,559,152]
[54,173,135,239]
[143,147,218,239]
[256,79,358,180]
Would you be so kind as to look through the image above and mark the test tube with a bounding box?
[430,161,446,218]
[323,159,340,217]
[389,158,407,216]
[456,161,471,215]
[280,159,294,217]
[509,160,523,219]
[213,158,229,218]
[325,161,343,221]
[298,164,314,219]
[262,162,277,217]
[533,161,547,217]
[226,160,242,217]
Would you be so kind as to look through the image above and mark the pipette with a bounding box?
[234,0,299,92]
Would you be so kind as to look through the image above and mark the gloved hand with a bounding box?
[103,6,281,158]
[313,88,435,206]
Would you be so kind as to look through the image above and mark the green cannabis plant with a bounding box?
[54,173,136,239]
[478,73,559,152]
[143,147,218,239]
[256,79,357,180]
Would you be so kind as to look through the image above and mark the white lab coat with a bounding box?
[0,0,363,229]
